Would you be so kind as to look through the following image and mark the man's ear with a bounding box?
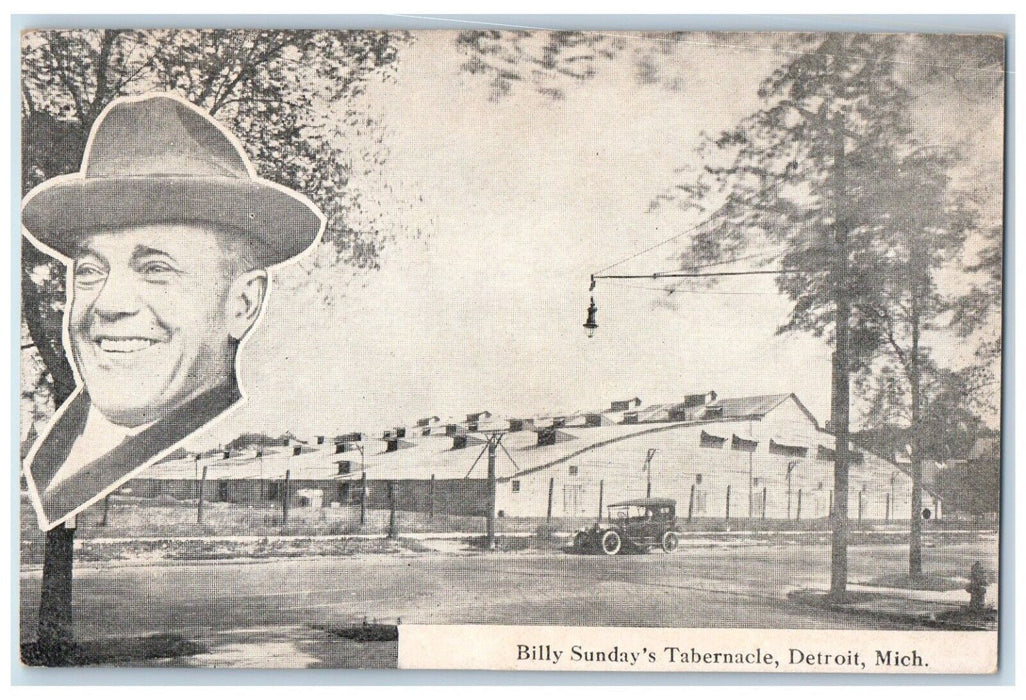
[227,269,268,340]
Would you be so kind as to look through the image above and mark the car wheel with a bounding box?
[574,532,590,553]
[601,530,622,556]
[661,531,679,553]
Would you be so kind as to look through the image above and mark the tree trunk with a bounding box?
[26,247,78,659]
[829,127,852,599]
[909,306,924,578]
[21,246,76,400]
[35,524,75,664]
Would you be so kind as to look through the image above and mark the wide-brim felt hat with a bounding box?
[22,93,325,266]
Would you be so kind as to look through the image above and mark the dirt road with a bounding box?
[20,534,998,647]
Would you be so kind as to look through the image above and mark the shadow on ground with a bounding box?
[22,634,206,667]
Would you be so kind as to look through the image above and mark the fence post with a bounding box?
[282,469,291,530]
[761,487,767,520]
[597,479,604,520]
[857,489,864,528]
[546,477,554,522]
[885,492,891,522]
[429,473,436,519]
[688,484,695,522]
[828,489,834,517]
[360,472,367,526]
[197,465,208,524]
[725,485,731,522]
[100,493,112,527]
[796,488,803,521]
[388,481,399,539]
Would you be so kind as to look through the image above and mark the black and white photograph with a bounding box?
[16,26,1005,672]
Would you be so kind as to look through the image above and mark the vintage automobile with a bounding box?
[573,497,680,555]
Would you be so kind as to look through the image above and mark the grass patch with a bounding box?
[862,573,967,592]
[935,607,998,626]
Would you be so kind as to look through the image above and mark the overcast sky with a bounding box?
[184,32,1001,447]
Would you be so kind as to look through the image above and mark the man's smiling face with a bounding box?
[68,224,241,427]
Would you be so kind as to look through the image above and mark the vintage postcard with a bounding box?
[17,28,1004,673]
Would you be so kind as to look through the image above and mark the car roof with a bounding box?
[607,498,676,508]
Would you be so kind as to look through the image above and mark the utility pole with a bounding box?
[485,434,502,550]
[643,448,656,498]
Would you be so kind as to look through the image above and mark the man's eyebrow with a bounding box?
[70,242,105,262]
[130,245,179,262]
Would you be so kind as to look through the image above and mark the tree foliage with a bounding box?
[454,30,623,100]
[856,366,987,462]
[645,34,1001,574]
[654,36,945,364]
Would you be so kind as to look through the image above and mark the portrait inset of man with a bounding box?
[21,94,325,530]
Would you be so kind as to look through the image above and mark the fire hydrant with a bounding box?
[966,561,987,612]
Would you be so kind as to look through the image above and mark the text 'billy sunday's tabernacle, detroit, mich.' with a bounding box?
[516,644,929,669]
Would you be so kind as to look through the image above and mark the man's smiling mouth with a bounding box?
[95,337,160,353]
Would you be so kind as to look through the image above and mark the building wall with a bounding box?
[496,415,940,522]
[127,476,492,515]
[358,478,489,516]
[125,399,940,522]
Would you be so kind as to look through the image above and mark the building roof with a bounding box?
[709,393,800,420]
[608,498,676,508]
[138,393,944,502]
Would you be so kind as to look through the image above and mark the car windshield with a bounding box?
[607,504,672,522]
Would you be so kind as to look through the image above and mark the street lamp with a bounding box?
[583,297,598,338]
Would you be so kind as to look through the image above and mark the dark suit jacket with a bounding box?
[25,378,241,529]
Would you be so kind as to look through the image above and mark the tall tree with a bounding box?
[650,34,931,596]
[855,145,973,576]
[912,34,1005,405]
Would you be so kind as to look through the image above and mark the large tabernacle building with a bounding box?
[131,392,942,522]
